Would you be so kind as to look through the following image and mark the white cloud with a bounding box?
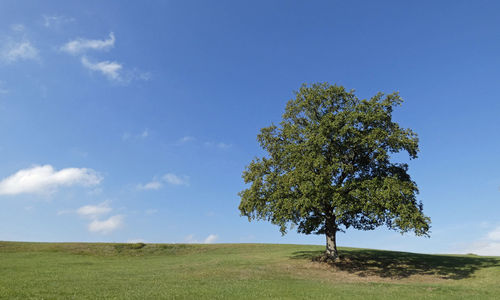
[141,129,149,138]
[59,201,123,234]
[0,165,102,195]
[466,226,500,256]
[60,32,115,55]
[81,56,123,81]
[487,227,500,241]
[1,40,39,63]
[136,71,152,81]
[43,15,75,28]
[204,234,218,244]
[138,173,189,191]
[163,173,189,186]
[60,32,149,84]
[137,181,163,190]
[88,215,123,234]
[77,202,112,219]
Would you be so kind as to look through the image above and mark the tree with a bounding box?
[238,83,430,260]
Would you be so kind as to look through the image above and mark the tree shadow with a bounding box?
[291,249,500,280]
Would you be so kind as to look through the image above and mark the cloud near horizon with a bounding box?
[204,234,218,244]
[60,202,123,235]
[466,226,500,256]
[184,234,219,244]
[0,165,102,195]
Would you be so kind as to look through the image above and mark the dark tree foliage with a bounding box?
[238,83,430,259]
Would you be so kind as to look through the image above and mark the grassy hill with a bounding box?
[0,241,499,299]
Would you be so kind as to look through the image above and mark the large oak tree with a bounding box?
[239,83,430,260]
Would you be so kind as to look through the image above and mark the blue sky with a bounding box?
[1,0,499,255]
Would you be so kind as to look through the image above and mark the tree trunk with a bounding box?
[325,217,338,260]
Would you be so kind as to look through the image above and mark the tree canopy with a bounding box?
[238,83,430,259]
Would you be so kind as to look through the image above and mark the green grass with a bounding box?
[0,241,499,299]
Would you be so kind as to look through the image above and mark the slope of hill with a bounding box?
[0,241,498,299]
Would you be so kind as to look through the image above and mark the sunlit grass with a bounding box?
[0,241,499,299]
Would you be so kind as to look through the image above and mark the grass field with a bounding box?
[0,241,499,299]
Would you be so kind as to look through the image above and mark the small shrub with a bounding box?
[129,242,146,249]
[114,243,146,252]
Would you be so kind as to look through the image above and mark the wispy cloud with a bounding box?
[10,24,25,32]
[122,129,150,141]
[137,180,163,190]
[138,173,189,191]
[1,39,39,63]
[0,165,102,195]
[43,15,75,29]
[60,32,148,84]
[60,32,115,55]
[175,136,232,150]
[88,215,124,234]
[77,202,112,219]
[81,56,122,81]
[163,173,189,186]
[184,234,218,244]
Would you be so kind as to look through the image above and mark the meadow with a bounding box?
[0,241,499,299]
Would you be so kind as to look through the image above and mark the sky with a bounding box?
[1,0,499,255]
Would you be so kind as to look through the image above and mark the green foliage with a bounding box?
[239,83,430,237]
